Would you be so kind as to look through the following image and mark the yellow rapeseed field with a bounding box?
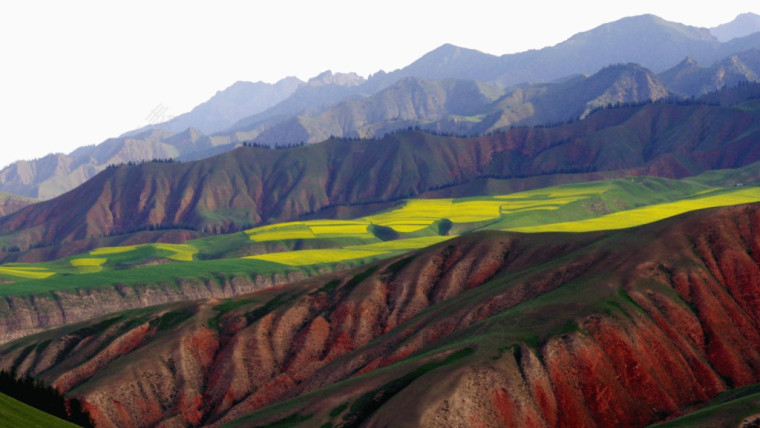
[507,188,760,233]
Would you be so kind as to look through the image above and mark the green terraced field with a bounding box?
[246,248,388,266]
[246,236,453,266]
[248,219,374,242]
[0,173,758,292]
[239,176,758,266]
[70,257,107,274]
[507,187,760,233]
[0,258,314,297]
[91,243,198,261]
[0,242,201,283]
[365,198,505,229]
[0,265,56,280]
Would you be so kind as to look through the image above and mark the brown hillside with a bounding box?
[0,193,34,217]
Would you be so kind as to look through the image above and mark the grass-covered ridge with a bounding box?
[0,392,80,427]
[243,176,759,266]
[0,173,758,292]
[506,186,760,233]
[649,382,760,427]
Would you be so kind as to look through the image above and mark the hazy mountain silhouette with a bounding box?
[660,49,760,96]
[711,12,760,42]
[124,77,302,136]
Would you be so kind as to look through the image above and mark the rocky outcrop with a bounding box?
[0,269,307,344]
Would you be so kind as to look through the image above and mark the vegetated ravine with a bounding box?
[1,202,759,427]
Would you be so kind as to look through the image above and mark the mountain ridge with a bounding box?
[711,12,760,42]
[2,93,760,255]
[660,49,760,96]
[3,14,760,200]
[122,76,302,137]
[234,63,672,145]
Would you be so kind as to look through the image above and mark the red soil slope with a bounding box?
[1,203,760,427]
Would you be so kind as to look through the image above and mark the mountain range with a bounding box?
[2,11,760,428]
[123,77,303,137]
[0,128,225,200]
[2,84,760,259]
[660,48,760,96]
[3,14,760,200]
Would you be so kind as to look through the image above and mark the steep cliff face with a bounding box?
[1,204,760,427]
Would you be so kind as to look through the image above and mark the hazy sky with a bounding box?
[1,0,759,168]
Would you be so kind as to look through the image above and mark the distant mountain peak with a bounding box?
[431,43,462,54]
[600,62,651,72]
[422,43,484,61]
[565,14,716,45]
[668,56,701,73]
[681,56,699,66]
[711,12,760,42]
[307,70,365,87]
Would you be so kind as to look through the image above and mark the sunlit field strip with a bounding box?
[247,220,372,242]
[371,220,435,233]
[70,258,107,273]
[152,243,198,261]
[506,187,760,233]
[0,266,56,279]
[249,225,316,241]
[308,223,369,235]
[245,180,701,242]
[365,199,505,225]
[89,243,197,261]
[90,245,140,255]
[245,181,633,243]
[244,248,386,266]
[343,235,454,251]
[495,182,610,199]
[245,236,455,266]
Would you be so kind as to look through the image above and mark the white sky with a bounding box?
[1,0,759,168]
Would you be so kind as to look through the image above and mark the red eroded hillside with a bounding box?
[1,203,760,427]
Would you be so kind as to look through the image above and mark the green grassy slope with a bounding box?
[649,383,760,427]
[0,392,79,428]
[0,174,758,295]
[0,257,315,297]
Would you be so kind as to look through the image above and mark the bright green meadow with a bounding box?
[0,171,758,296]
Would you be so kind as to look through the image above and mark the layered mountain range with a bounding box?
[2,84,759,258]
[4,14,760,200]
[2,12,760,428]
